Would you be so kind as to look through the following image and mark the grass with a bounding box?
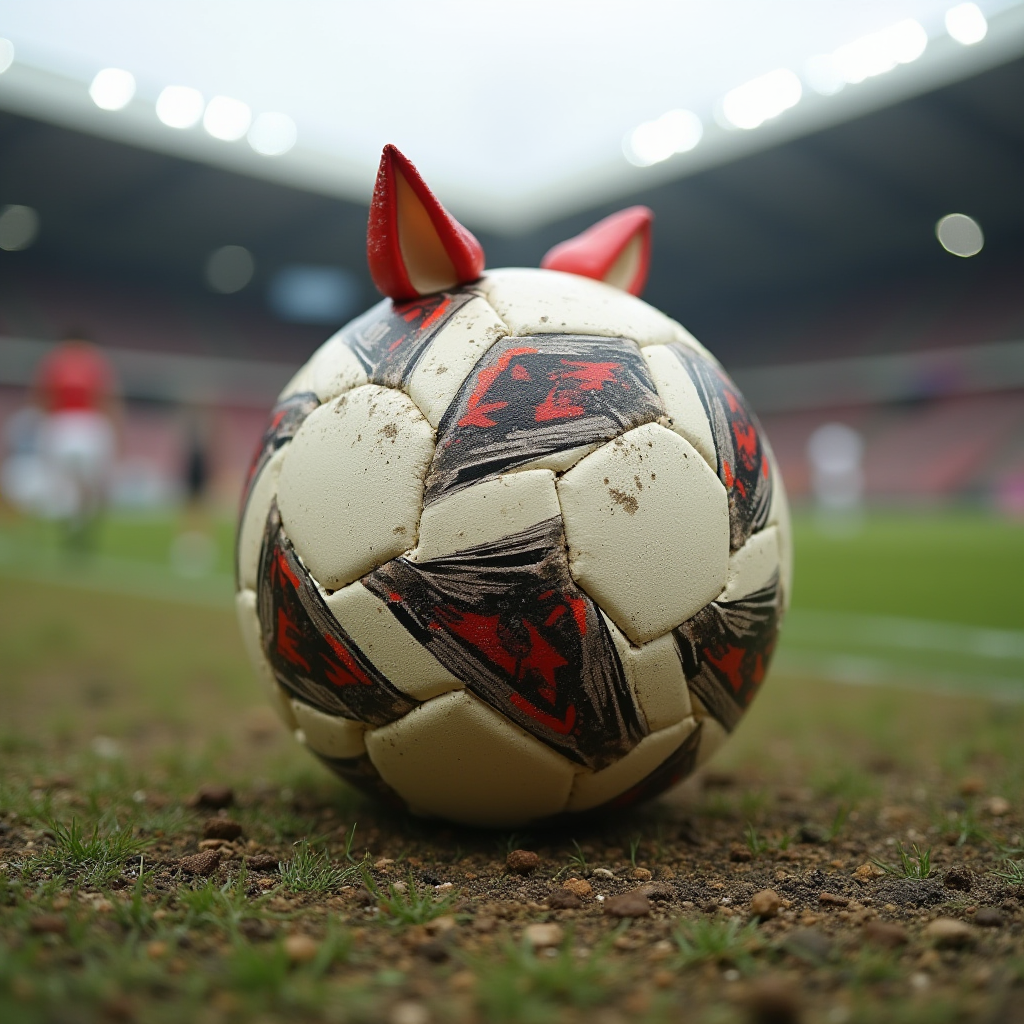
[1,507,1023,1023]
[873,842,933,879]
[672,917,761,973]
[279,840,361,894]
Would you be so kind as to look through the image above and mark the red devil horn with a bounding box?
[541,207,653,296]
[366,145,485,301]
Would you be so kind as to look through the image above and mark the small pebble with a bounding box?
[862,921,909,948]
[547,889,582,910]
[603,889,651,918]
[924,917,975,949]
[389,1001,430,1024]
[563,877,592,898]
[146,941,169,959]
[29,914,67,936]
[818,892,849,908]
[983,795,1011,817]
[283,934,319,964]
[179,849,221,877]
[203,817,243,841]
[784,927,833,963]
[798,823,828,844]
[641,882,675,902]
[592,867,615,878]
[729,844,753,862]
[506,849,540,875]
[744,975,802,1024]
[628,867,652,881]
[524,923,563,948]
[958,776,985,796]
[193,784,234,809]
[245,854,279,872]
[974,907,1003,928]
[750,889,782,920]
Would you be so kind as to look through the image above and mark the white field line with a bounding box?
[783,609,1024,661]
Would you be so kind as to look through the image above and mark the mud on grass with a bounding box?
[3,578,1024,1023]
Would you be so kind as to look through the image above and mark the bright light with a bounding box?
[946,3,988,44]
[0,205,40,251]
[935,213,983,257]
[89,68,136,111]
[804,54,845,96]
[203,95,252,142]
[205,245,255,293]
[831,19,927,85]
[720,69,802,130]
[624,109,703,167]
[0,37,12,75]
[248,112,298,156]
[155,85,204,129]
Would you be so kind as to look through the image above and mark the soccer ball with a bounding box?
[235,146,791,827]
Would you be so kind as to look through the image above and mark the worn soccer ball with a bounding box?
[235,146,791,827]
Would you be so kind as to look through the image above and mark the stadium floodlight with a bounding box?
[155,85,204,129]
[0,205,40,251]
[935,213,984,257]
[0,37,13,75]
[831,19,928,85]
[623,110,703,167]
[248,112,298,157]
[89,68,136,111]
[720,69,802,130]
[203,96,252,142]
[945,3,988,45]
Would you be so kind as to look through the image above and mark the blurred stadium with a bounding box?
[1,0,1022,692]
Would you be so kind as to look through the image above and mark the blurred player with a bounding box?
[35,333,118,549]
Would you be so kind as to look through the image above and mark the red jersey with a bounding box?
[37,342,115,413]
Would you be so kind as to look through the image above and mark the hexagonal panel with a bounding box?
[557,423,729,644]
[290,699,367,760]
[603,613,691,731]
[722,526,780,602]
[414,469,560,561]
[477,268,684,347]
[277,384,434,590]
[406,297,509,426]
[237,450,282,591]
[296,330,370,402]
[642,344,716,469]
[365,689,576,827]
[325,581,463,702]
[567,718,696,812]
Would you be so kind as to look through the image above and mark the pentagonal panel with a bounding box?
[567,718,696,812]
[277,384,434,590]
[722,526,779,602]
[235,589,298,730]
[290,699,366,760]
[642,345,716,470]
[477,268,683,348]
[296,332,369,402]
[406,298,509,426]
[557,423,729,644]
[325,581,463,702]
[414,469,560,561]
[603,614,691,731]
[237,450,282,591]
[365,689,576,827]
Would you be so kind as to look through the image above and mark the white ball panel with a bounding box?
[414,469,560,561]
[291,699,366,759]
[365,689,576,827]
[325,582,463,702]
[566,717,696,812]
[642,345,716,469]
[603,613,691,731]
[767,457,793,611]
[235,589,298,730]
[722,525,780,603]
[557,423,730,644]
[406,298,509,427]
[303,331,370,401]
[277,385,434,591]
[237,450,282,591]
[696,716,729,768]
[515,443,602,475]
[477,268,680,347]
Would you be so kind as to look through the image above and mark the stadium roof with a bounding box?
[1,0,1023,232]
